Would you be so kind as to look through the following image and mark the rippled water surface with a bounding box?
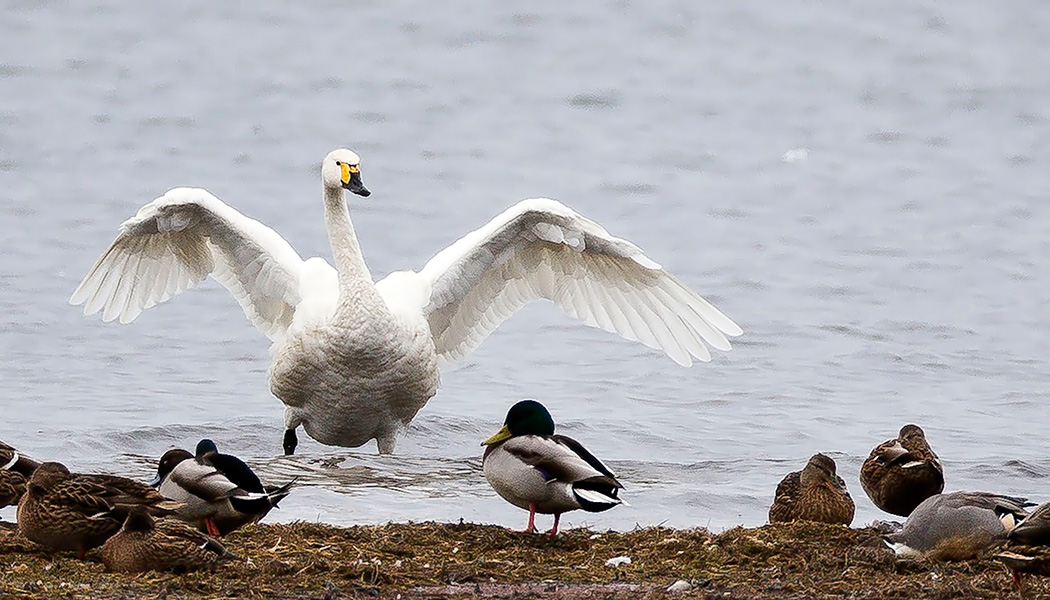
[2,1,1050,532]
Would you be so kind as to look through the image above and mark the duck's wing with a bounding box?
[410,198,741,368]
[773,471,801,502]
[163,460,240,503]
[74,475,180,514]
[0,443,40,476]
[901,438,944,473]
[198,452,264,494]
[946,491,1033,518]
[550,434,621,484]
[49,479,120,517]
[70,187,318,341]
[79,474,164,501]
[500,434,619,486]
[155,517,230,557]
[870,440,913,467]
[768,470,802,522]
[0,471,27,507]
[1010,502,1050,544]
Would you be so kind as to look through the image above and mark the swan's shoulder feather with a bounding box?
[417,198,741,367]
[70,187,307,340]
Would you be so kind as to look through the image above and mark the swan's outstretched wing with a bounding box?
[70,187,307,341]
[416,198,742,368]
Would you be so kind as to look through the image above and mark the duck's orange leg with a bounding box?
[546,513,561,537]
[204,517,220,537]
[514,503,538,534]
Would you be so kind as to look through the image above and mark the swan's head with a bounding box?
[322,148,371,197]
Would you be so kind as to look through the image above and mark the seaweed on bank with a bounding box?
[0,520,1044,599]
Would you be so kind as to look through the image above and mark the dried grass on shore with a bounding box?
[0,519,1042,599]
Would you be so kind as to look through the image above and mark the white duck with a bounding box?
[70,148,742,455]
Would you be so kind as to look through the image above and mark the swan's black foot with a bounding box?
[283,429,298,456]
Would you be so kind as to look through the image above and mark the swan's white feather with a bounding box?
[71,152,740,454]
[416,198,741,368]
[70,187,307,341]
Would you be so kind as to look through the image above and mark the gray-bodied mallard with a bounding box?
[768,453,854,526]
[153,447,293,536]
[100,506,234,573]
[882,491,1031,561]
[17,462,181,557]
[860,424,944,517]
[481,400,625,536]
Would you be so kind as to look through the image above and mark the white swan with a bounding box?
[70,148,742,455]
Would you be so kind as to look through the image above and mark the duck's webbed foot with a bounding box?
[513,502,539,534]
[283,428,298,456]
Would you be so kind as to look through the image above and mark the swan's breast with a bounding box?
[268,317,439,416]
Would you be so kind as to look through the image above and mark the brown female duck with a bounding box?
[100,507,234,573]
[995,501,1050,588]
[0,440,40,507]
[17,462,181,557]
[769,453,854,526]
[860,424,943,517]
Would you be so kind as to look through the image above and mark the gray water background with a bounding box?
[1,1,1049,532]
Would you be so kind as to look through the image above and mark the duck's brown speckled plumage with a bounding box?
[995,502,1050,588]
[997,545,1050,591]
[0,440,40,508]
[860,424,943,517]
[0,471,27,508]
[769,453,854,526]
[17,462,181,554]
[100,507,233,573]
[1009,501,1050,546]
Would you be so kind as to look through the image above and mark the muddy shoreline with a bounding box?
[0,520,1041,599]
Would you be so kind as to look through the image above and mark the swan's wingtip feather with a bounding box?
[671,353,693,367]
[633,255,662,270]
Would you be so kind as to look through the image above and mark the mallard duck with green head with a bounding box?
[100,506,235,573]
[152,443,293,536]
[481,400,626,536]
[17,462,181,557]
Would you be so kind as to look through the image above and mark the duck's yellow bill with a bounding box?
[482,425,511,446]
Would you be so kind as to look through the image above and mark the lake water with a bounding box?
[2,1,1050,533]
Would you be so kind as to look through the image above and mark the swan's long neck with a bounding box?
[323,185,373,290]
